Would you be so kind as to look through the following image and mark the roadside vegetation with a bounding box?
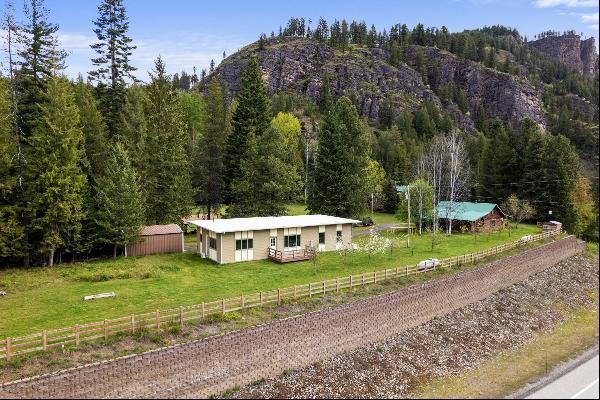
[0,225,540,337]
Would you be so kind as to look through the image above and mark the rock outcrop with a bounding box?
[528,34,599,78]
[213,36,548,133]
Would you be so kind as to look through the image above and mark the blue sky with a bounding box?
[7,0,600,80]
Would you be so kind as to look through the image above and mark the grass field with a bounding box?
[414,293,599,398]
[0,224,540,338]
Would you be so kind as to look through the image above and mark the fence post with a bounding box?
[260,291,264,305]
[179,306,184,330]
[362,273,365,285]
[241,294,245,310]
[75,325,80,347]
[336,278,340,293]
[385,269,388,280]
[222,299,225,314]
[131,314,135,334]
[277,289,281,305]
[155,310,160,330]
[350,275,353,288]
[396,267,399,277]
[373,271,376,283]
[6,338,11,359]
[309,283,312,297]
[201,302,205,318]
[322,280,326,295]
[293,285,297,299]
[104,320,109,340]
[406,265,409,276]
[42,330,47,351]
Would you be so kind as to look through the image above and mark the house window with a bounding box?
[284,234,301,248]
[209,237,217,250]
[236,238,253,250]
[491,219,496,227]
[336,230,343,242]
[319,232,325,244]
[270,236,277,248]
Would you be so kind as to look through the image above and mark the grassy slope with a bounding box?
[0,224,540,337]
[414,295,599,399]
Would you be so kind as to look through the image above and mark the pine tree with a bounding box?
[480,118,516,202]
[382,177,400,213]
[475,104,488,134]
[94,143,145,258]
[414,105,436,139]
[309,97,370,217]
[89,0,136,139]
[143,57,192,224]
[193,77,226,219]
[26,78,86,266]
[180,91,205,157]
[17,0,66,137]
[0,78,25,257]
[319,73,334,112]
[73,76,108,179]
[223,56,270,203]
[120,84,148,171]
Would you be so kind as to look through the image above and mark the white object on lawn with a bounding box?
[520,234,533,243]
[84,292,115,301]
[0,291,6,296]
[418,258,441,270]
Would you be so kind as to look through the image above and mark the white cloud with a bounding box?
[580,11,599,23]
[56,30,245,80]
[535,0,598,7]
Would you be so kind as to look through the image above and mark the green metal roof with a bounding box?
[438,201,504,222]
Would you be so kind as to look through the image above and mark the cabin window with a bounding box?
[336,230,343,242]
[319,232,325,244]
[209,237,217,250]
[235,238,253,250]
[270,236,277,248]
[284,234,301,248]
[491,219,496,227]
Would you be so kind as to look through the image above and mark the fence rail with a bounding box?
[0,229,562,359]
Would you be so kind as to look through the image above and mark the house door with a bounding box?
[235,231,254,262]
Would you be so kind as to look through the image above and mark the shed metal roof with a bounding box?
[140,224,183,236]
[437,201,504,222]
[188,215,361,234]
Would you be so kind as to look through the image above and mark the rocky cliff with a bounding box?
[213,36,548,133]
[528,34,599,77]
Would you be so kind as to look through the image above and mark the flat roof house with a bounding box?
[438,201,506,232]
[188,215,360,264]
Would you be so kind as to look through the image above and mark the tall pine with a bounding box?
[223,56,270,203]
[480,118,517,202]
[26,78,86,266]
[193,77,226,219]
[143,57,192,224]
[89,0,136,139]
[94,143,145,258]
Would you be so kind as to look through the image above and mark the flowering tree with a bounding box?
[336,234,354,264]
[363,229,392,263]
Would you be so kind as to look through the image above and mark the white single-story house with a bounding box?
[188,215,360,264]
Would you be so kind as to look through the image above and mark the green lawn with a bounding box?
[0,225,541,338]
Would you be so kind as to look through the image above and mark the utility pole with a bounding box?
[406,185,411,248]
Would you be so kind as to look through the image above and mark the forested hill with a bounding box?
[209,23,599,165]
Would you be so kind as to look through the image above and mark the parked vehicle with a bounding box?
[353,217,374,227]
[520,234,533,243]
[417,258,441,271]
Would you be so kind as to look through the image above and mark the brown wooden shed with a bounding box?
[126,224,184,257]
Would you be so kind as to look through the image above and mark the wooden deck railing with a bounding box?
[268,247,312,262]
[0,229,562,359]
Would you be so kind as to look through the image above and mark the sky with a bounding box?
[5,0,600,80]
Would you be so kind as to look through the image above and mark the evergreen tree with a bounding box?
[94,143,145,258]
[26,78,86,266]
[382,177,399,213]
[73,76,108,179]
[89,0,137,139]
[143,57,192,224]
[309,97,370,217]
[120,84,148,171]
[180,91,205,156]
[480,118,516,202]
[475,104,488,134]
[0,78,25,257]
[223,56,270,203]
[414,105,436,138]
[17,0,66,137]
[193,77,226,219]
[319,73,334,112]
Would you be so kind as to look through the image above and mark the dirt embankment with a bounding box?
[232,252,598,399]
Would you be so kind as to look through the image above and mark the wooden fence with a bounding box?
[0,229,562,360]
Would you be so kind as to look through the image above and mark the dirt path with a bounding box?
[0,236,584,399]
